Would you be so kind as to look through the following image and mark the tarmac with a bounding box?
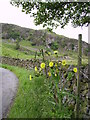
[0,68,18,119]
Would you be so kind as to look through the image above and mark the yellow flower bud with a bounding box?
[55,74,57,77]
[35,66,38,72]
[30,75,32,80]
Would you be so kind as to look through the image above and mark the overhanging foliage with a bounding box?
[11,0,90,29]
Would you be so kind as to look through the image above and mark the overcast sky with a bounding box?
[0,0,88,43]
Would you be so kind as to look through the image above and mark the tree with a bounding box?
[10,1,90,29]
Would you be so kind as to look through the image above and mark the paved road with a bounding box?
[0,68,18,119]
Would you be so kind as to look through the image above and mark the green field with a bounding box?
[1,39,88,65]
[1,41,42,59]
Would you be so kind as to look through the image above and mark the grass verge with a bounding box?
[2,64,52,118]
[1,64,73,118]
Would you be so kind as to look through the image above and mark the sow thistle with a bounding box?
[29,49,79,117]
[73,67,77,73]
[40,62,45,69]
[54,50,58,54]
[49,61,54,67]
[62,60,66,66]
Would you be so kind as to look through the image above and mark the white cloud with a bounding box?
[0,0,88,43]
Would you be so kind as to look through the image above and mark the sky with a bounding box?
[0,0,88,43]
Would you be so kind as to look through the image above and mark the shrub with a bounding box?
[50,41,59,50]
[9,31,20,39]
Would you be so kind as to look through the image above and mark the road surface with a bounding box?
[0,68,18,119]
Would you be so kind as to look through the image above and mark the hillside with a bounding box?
[1,23,88,55]
[1,22,88,119]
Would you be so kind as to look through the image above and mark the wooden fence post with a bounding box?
[86,30,90,116]
[75,34,82,118]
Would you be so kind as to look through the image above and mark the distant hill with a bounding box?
[1,23,88,55]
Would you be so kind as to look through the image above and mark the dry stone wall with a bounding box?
[0,56,36,69]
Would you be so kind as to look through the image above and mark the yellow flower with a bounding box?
[49,62,54,67]
[54,51,58,54]
[40,62,45,69]
[48,72,51,77]
[48,52,51,55]
[35,66,38,72]
[73,68,77,73]
[62,60,66,66]
[55,74,57,77]
[30,75,32,80]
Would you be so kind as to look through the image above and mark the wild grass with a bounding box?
[2,42,36,59]
[2,64,52,118]
[2,64,73,118]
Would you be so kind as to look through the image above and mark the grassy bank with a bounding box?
[1,64,73,118]
[2,64,52,118]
